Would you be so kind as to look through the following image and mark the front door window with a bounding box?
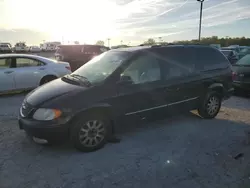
[121,54,161,84]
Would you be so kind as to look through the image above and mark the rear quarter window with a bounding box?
[195,47,229,71]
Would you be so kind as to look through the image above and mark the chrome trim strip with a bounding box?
[125,97,199,116]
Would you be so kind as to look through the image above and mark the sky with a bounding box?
[0,0,250,46]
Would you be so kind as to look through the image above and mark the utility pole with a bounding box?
[107,38,110,47]
[197,0,204,41]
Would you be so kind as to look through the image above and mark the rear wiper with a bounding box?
[70,74,92,86]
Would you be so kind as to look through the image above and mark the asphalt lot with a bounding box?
[1,93,250,188]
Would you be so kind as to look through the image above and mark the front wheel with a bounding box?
[70,114,110,152]
[198,91,222,119]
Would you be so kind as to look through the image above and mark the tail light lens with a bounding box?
[65,66,71,71]
[232,71,237,80]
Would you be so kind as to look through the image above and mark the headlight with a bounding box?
[33,108,62,121]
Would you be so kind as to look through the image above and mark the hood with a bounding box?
[25,78,84,106]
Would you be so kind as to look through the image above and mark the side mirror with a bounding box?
[117,75,133,85]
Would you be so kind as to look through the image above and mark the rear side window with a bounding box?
[0,58,11,69]
[194,47,229,71]
[151,47,196,73]
[80,45,109,54]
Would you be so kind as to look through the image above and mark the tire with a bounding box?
[198,91,222,119]
[40,76,57,85]
[70,113,110,152]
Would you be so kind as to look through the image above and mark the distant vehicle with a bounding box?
[210,44,221,49]
[222,46,240,53]
[18,45,233,152]
[14,42,29,52]
[111,45,130,49]
[0,43,12,53]
[29,46,41,53]
[228,45,240,48]
[232,54,250,92]
[0,54,71,94]
[55,44,110,71]
[40,42,61,51]
[220,50,238,64]
[238,47,250,59]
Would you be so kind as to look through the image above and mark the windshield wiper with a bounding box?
[61,76,81,85]
[70,74,92,86]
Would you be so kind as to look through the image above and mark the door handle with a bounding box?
[4,71,14,74]
[39,68,45,70]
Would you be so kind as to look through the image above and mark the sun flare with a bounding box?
[4,0,122,43]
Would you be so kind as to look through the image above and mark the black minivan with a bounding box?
[19,45,234,152]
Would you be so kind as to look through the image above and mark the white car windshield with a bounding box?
[72,51,131,84]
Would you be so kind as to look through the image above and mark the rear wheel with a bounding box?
[70,113,110,152]
[198,91,222,119]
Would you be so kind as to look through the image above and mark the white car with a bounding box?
[0,54,72,94]
[29,46,41,53]
[0,43,12,53]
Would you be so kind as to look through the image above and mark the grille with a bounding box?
[20,101,33,118]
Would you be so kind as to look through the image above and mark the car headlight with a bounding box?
[33,108,62,121]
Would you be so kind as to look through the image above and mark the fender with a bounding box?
[208,83,225,95]
[72,103,114,120]
[208,83,224,90]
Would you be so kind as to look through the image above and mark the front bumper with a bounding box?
[18,117,70,142]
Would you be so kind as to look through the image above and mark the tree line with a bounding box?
[143,36,250,47]
[95,36,250,47]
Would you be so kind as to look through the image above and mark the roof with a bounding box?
[58,44,108,47]
[0,53,56,64]
[112,46,151,52]
[112,44,214,52]
[0,53,41,58]
[220,49,233,52]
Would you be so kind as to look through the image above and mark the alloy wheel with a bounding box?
[78,120,105,147]
[206,96,220,116]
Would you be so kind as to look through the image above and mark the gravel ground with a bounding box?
[1,94,250,188]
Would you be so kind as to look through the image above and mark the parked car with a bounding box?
[18,45,233,152]
[40,42,61,52]
[232,54,250,92]
[29,46,41,53]
[55,44,110,71]
[14,42,29,52]
[0,54,71,94]
[0,43,12,53]
[238,47,250,59]
[221,47,240,54]
[220,49,238,64]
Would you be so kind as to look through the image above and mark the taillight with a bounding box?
[65,66,71,71]
[232,71,237,80]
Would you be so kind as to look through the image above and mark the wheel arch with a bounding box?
[68,103,115,134]
[39,74,58,85]
[208,83,225,97]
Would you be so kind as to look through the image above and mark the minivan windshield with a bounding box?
[72,51,130,84]
[235,54,250,65]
